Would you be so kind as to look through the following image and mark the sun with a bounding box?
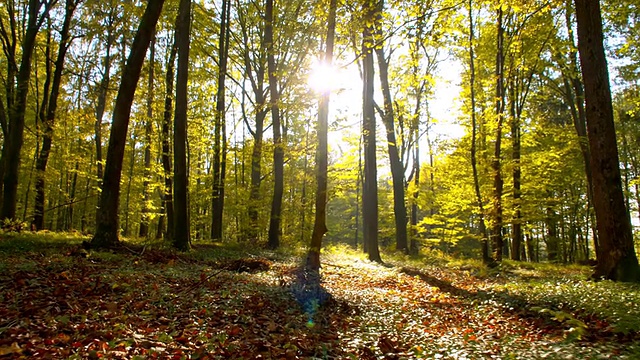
[307,60,339,93]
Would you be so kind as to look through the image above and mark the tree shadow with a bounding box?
[398,266,638,344]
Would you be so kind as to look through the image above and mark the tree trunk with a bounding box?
[546,203,559,261]
[211,0,231,241]
[468,0,490,264]
[362,0,382,263]
[510,79,522,261]
[1,0,50,221]
[123,132,137,237]
[574,0,640,281]
[266,0,283,250]
[374,4,408,253]
[139,33,156,238]
[490,6,505,262]
[32,0,77,231]
[94,10,117,183]
[308,0,337,272]
[91,0,165,248]
[158,32,177,241]
[173,0,191,251]
[563,0,599,260]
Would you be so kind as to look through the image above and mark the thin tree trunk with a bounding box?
[362,0,381,263]
[159,32,177,241]
[468,0,490,264]
[91,0,166,248]
[32,0,77,230]
[490,6,505,262]
[374,3,408,253]
[1,0,51,221]
[173,0,191,251]
[211,0,231,241]
[308,0,337,271]
[266,0,283,250]
[510,79,522,261]
[139,33,156,238]
[123,132,137,237]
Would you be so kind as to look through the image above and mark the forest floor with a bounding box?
[1,233,639,359]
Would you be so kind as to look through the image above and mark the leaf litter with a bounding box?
[0,241,637,359]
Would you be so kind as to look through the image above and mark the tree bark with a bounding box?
[574,0,640,281]
[32,0,77,230]
[1,0,51,221]
[563,0,599,260]
[211,0,231,241]
[173,0,191,251]
[308,0,337,271]
[374,1,408,253]
[139,33,156,238]
[266,0,283,250]
[468,0,490,264]
[510,79,522,261]
[91,0,165,248]
[490,6,505,262]
[362,0,382,263]
[157,31,177,241]
[94,9,117,183]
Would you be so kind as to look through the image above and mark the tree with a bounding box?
[91,0,165,248]
[139,32,156,238]
[308,0,337,271]
[490,4,506,262]
[362,0,382,263]
[211,0,231,241]
[32,0,79,230]
[1,0,55,222]
[157,31,178,240]
[574,0,640,281]
[265,0,283,250]
[467,0,490,264]
[173,0,191,251]
[374,0,409,254]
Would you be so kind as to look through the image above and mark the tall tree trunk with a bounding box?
[94,10,117,183]
[123,132,137,236]
[158,32,178,241]
[266,0,283,250]
[374,1,408,253]
[468,0,490,264]
[574,0,640,281]
[362,0,381,263]
[510,79,522,261]
[68,160,79,230]
[32,0,77,230]
[1,0,51,221]
[563,0,599,259]
[139,33,156,238]
[307,0,337,271]
[173,0,191,251]
[211,0,231,241]
[238,4,268,243]
[490,6,505,262]
[546,202,559,261]
[91,0,166,248]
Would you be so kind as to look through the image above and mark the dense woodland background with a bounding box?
[1,0,639,276]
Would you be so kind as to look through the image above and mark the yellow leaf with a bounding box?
[0,342,21,356]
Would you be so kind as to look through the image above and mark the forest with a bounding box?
[1,0,640,358]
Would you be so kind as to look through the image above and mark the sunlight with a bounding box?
[307,60,340,93]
